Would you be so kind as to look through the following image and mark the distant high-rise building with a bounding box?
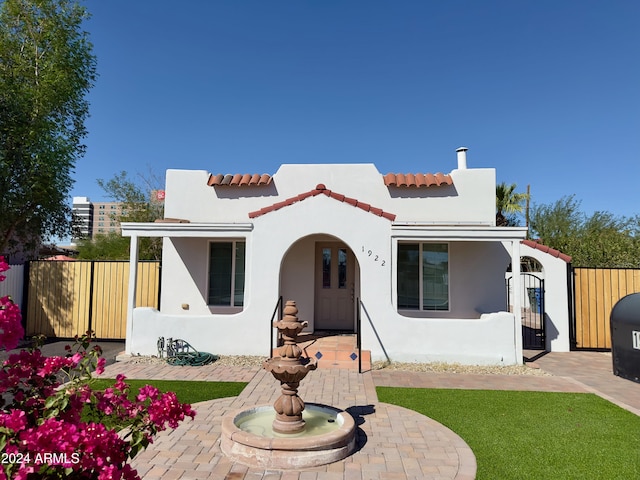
[71,197,93,241]
[71,198,123,241]
[71,190,164,242]
[91,201,123,237]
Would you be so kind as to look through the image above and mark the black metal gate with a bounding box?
[507,273,546,350]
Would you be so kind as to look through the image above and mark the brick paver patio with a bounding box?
[97,349,640,479]
[101,363,476,480]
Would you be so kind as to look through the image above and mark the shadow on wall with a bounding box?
[360,301,390,364]
[544,313,559,347]
[211,183,279,199]
[386,184,458,199]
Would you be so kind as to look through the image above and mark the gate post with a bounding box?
[87,261,95,335]
[511,240,523,363]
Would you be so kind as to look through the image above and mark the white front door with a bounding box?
[314,242,355,331]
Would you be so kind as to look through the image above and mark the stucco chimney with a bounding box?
[456,147,468,169]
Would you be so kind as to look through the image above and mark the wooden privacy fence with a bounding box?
[25,261,160,339]
[573,267,640,349]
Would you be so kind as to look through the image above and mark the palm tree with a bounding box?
[496,182,529,227]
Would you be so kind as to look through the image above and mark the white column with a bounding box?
[511,240,523,363]
[125,234,139,355]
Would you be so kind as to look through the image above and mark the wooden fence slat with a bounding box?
[26,261,160,340]
[574,269,584,348]
[573,267,586,349]
[26,262,92,338]
[588,270,602,348]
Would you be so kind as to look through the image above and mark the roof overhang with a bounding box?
[121,222,253,238]
[121,222,526,242]
[391,224,528,242]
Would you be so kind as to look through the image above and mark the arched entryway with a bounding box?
[280,234,361,333]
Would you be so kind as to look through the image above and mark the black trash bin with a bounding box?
[610,293,640,384]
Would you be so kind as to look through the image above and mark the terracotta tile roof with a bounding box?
[248,184,396,221]
[383,172,453,187]
[521,239,572,263]
[207,173,272,187]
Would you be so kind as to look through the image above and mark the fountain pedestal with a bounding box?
[263,301,317,434]
[221,300,357,469]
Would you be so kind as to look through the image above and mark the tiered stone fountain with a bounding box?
[221,300,357,469]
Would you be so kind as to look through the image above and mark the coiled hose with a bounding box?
[159,337,218,366]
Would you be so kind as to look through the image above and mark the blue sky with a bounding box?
[74,0,639,219]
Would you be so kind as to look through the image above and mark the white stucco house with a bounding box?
[121,148,530,365]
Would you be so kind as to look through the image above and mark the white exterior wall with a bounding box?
[127,162,526,365]
[163,164,496,225]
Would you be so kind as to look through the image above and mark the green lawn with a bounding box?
[376,387,640,480]
[90,379,247,404]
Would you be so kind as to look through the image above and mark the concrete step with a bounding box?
[310,349,371,371]
[271,347,371,371]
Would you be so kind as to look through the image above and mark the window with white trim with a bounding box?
[208,241,245,307]
[397,243,449,311]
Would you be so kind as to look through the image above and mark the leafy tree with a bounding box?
[529,195,584,254]
[96,170,164,224]
[0,0,96,257]
[530,195,640,267]
[77,170,164,260]
[76,231,130,260]
[496,182,529,227]
[576,212,640,268]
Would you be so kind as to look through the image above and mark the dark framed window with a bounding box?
[208,241,245,307]
[397,243,449,311]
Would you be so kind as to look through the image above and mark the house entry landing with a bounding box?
[275,332,371,371]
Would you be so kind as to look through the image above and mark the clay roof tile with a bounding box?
[383,173,397,186]
[247,185,396,221]
[207,173,273,187]
[207,174,224,186]
[521,239,572,263]
[259,174,271,185]
[384,172,453,188]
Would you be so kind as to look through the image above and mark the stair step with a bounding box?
[271,333,370,371]
[270,348,371,371]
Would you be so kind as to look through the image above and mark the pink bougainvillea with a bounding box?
[0,259,196,479]
[0,257,23,352]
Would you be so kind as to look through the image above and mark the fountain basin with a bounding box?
[221,403,357,469]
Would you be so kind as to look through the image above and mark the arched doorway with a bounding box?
[280,234,360,333]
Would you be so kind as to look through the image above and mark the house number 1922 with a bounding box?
[362,246,385,266]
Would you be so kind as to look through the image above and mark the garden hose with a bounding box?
[166,351,217,366]
[160,337,218,366]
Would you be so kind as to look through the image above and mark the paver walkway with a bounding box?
[95,349,640,479]
[101,362,476,480]
[529,351,640,415]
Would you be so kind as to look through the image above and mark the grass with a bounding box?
[90,379,247,404]
[376,387,640,480]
